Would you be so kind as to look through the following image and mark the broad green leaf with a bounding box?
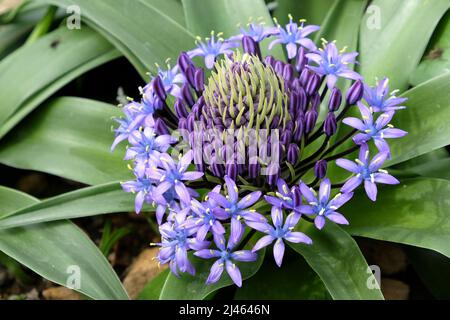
[36,0,194,77]
[274,0,338,26]
[234,256,330,299]
[0,97,131,185]
[344,178,450,259]
[403,158,450,181]
[406,246,450,299]
[159,243,265,300]
[0,27,117,136]
[0,181,135,229]
[182,0,272,37]
[359,0,450,91]
[410,12,450,86]
[313,0,367,48]
[138,269,169,300]
[0,186,129,300]
[289,223,384,300]
[0,23,31,58]
[387,72,450,166]
[181,0,283,59]
[0,49,120,139]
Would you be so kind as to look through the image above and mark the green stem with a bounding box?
[25,6,57,45]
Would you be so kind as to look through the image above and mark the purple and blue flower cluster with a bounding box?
[112,16,407,287]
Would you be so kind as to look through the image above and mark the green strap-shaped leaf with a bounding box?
[387,72,450,166]
[0,27,118,137]
[274,0,338,27]
[36,0,194,77]
[159,247,265,300]
[0,181,135,229]
[289,223,384,300]
[344,178,450,259]
[0,97,131,185]
[138,269,169,300]
[234,256,331,299]
[410,12,450,86]
[181,0,284,59]
[359,0,450,91]
[0,23,31,58]
[0,186,129,300]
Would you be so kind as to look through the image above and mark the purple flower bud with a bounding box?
[155,118,169,135]
[226,164,238,181]
[328,87,342,112]
[287,143,300,164]
[305,109,318,133]
[177,52,193,73]
[289,91,299,116]
[248,163,260,179]
[194,68,205,92]
[314,160,327,179]
[211,163,225,177]
[274,60,284,75]
[323,112,337,136]
[178,117,187,130]
[265,55,275,68]
[195,163,205,172]
[299,69,311,87]
[266,165,280,186]
[293,119,304,142]
[281,130,292,146]
[306,73,321,96]
[152,76,167,101]
[295,47,307,72]
[184,66,196,88]
[182,84,194,107]
[297,87,307,112]
[186,113,195,132]
[293,186,302,206]
[242,35,261,58]
[310,93,321,110]
[270,115,280,129]
[174,99,189,119]
[346,80,364,105]
[283,64,294,82]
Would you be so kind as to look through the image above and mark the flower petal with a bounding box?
[364,180,378,201]
[314,215,326,230]
[237,191,261,209]
[273,238,285,267]
[226,260,243,287]
[194,249,221,259]
[284,231,312,245]
[341,176,362,193]
[224,175,239,203]
[336,159,359,173]
[271,206,284,228]
[231,250,258,262]
[319,178,331,203]
[374,172,400,185]
[326,211,349,225]
[206,260,224,285]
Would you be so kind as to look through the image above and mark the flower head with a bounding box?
[336,144,400,201]
[248,207,312,266]
[264,178,302,214]
[149,151,204,205]
[363,78,407,112]
[306,42,361,88]
[188,32,239,69]
[299,178,352,230]
[269,16,320,59]
[208,176,265,247]
[155,210,210,277]
[343,103,407,156]
[194,232,257,287]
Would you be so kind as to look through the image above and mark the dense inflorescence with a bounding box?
[112,16,407,287]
